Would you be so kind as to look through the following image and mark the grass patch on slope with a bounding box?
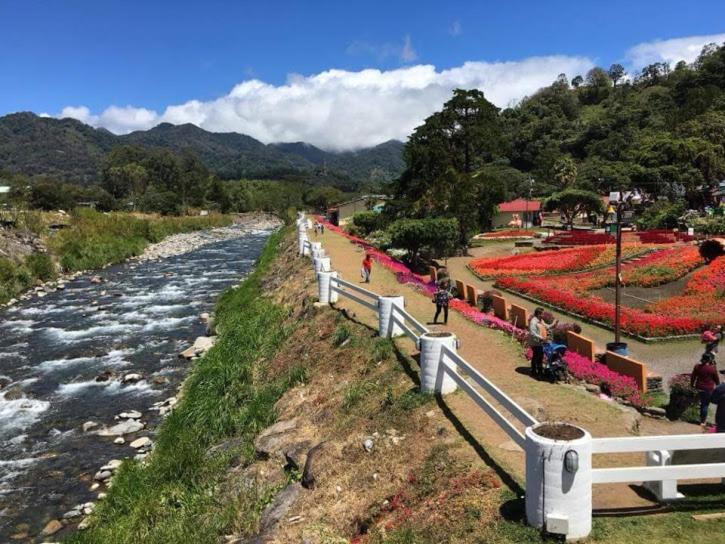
[66,227,305,544]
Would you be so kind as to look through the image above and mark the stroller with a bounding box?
[542,342,568,383]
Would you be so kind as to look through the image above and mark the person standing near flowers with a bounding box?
[528,308,556,379]
[691,352,720,426]
[361,253,373,283]
[432,279,452,325]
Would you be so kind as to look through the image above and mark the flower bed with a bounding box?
[317,217,646,406]
[468,245,649,279]
[497,256,719,338]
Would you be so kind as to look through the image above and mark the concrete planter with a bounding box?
[419,332,458,394]
[298,232,309,256]
[525,423,592,540]
[313,257,331,273]
[378,295,405,338]
[317,271,338,304]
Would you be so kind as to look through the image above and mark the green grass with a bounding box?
[50,209,232,272]
[66,227,305,544]
[0,252,57,303]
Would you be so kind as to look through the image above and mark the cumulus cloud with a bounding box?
[56,54,593,150]
[625,32,725,69]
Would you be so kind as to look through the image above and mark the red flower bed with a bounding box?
[469,246,605,278]
[496,252,717,337]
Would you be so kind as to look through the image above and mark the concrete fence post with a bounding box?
[298,232,309,256]
[317,271,338,304]
[419,332,458,394]
[643,450,681,501]
[314,256,331,273]
[378,295,405,338]
[524,423,592,540]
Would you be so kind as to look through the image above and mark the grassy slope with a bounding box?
[65,227,304,543]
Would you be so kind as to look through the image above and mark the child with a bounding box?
[361,254,373,283]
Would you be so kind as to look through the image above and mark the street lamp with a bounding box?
[525,176,534,229]
[607,191,642,347]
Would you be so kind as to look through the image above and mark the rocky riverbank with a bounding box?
[134,212,282,262]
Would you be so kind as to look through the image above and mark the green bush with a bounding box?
[352,211,385,236]
[636,200,685,230]
[25,253,56,281]
[388,217,459,264]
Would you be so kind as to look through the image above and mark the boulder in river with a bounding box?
[118,410,142,420]
[96,419,144,436]
[95,370,115,382]
[121,373,142,384]
[41,519,63,536]
[130,437,152,449]
[81,421,98,433]
[90,275,103,284]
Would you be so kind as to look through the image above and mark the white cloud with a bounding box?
[54,54,593,149]
[625,33,725,69]
[449,20,462,37]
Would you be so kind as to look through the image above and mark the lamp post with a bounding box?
[525,176,534,229]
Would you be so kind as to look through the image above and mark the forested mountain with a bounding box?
[0,113,405,186]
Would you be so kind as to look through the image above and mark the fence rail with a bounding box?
[592,434,725,454]
[592,463,725,484]
[329,276,379,312]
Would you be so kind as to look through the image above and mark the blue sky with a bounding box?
[1,0,724,148]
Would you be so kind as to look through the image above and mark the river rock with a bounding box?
[0,375,12,389]
[129,437,152,449]
[95,370,115,382]
[121,373,142,384]
[41,519,63,536]
[100,459,123,472]
[63,509,82,520]
[200,312,210,323]
[94,470,112,481]
[3,385,24,401]
[254,419,298,458]
[78,518,91,530]
[179,336,216,359]
[82,421,98,433]
[90,275,103,284]
[114,437,125,445]
[118,410,142,420]
[97,419,144,436]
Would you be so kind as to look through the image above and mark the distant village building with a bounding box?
[493,198,541,229]
[328,194,389,225]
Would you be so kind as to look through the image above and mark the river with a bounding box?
[0,225,275,541]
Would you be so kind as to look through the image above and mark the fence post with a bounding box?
[316,271,338,304]
[378,296,405,338]
[643,450,682,501]
[298,232,309,256]
[524,424,592,540]
[314,256,331,273]
[419,332,458,394]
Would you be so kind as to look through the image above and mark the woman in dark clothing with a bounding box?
[691,352,720,426]
[433,280,451,325]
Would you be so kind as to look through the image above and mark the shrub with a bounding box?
[666,373,698,420]
[636,200,685,230]
[699,239,724,263]
[479,290,499,313]
[352,211,384,236]
[25,253,56,282]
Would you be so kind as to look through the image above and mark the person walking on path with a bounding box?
[361,253,373,283]
[691,352,720,426]
[710,382,725,432]
[528,307,556,379]
[703,325,723,355]
[432,279,452,325]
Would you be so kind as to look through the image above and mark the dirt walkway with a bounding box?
[443,243,701,384]
[310,228,702,511]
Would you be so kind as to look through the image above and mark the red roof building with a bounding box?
[497,198,542,212]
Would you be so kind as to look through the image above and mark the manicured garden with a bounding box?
[493,245,721,338]
[468,244,649,279]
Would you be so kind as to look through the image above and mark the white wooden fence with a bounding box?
[296,213,725,540]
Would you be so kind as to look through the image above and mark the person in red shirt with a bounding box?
[361,254,373,283]
[691,352,720,426]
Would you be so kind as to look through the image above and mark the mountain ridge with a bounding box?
[0,112,405,186]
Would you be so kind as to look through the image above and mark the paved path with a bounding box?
[309,228,702,511]
[444,242,702,385]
